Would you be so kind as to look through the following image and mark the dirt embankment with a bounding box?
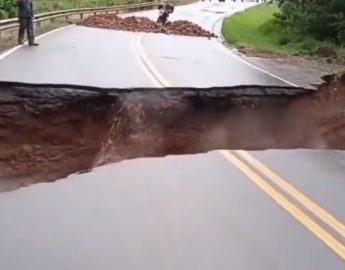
[0,73,345,191]
[77,14,217,38]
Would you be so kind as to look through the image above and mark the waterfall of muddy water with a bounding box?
[93,95,153,166]
[1,73,345,191]
[94,96,149,166]
[92,85,315,167]
[93,91,192,166]
[94,103,126,166]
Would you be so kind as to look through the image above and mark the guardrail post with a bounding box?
[80,13,84,20]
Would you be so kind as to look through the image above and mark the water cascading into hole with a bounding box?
[94,103,127,166]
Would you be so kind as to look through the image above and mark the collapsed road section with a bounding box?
[0,73,345,191]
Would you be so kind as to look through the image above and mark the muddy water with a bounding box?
[0,74,344,191]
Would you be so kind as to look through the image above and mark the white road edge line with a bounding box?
[136,4,298,88]
[134,24,302,167]
[0,24,74,61]
[1,5,298,88]
[136,20,298,89]
[211,9,298,87]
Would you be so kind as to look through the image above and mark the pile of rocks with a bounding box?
[164,20,217,38]
[77,14,217,38]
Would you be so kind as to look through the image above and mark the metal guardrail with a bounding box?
[0,0,195,36]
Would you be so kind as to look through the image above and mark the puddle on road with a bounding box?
[201,9,226,14]
[0,73,345,191]
[160,56,181,61]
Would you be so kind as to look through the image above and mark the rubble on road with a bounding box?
[77,14,217,38]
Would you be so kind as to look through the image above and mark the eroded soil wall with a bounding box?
[0,74,344,190]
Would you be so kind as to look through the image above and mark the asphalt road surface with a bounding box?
[0,2,345,270]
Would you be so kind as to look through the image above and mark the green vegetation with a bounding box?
[222,3,345,58]
[276,0,345,44]
[34,0,149,13]
[0,0,152,19]
[0,0,17,19]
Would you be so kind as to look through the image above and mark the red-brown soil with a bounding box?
[77,14,217,38]
[0,73,344,191]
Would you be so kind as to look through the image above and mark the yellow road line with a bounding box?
[235,150,345,239]
[219,150,345,261]
[136,33,172,87]
[136,32,345,259]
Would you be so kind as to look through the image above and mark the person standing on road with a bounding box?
[17,0,39,46]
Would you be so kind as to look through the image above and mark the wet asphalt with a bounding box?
[0,1,344,270]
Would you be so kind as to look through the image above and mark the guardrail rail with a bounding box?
[0,0,196,37]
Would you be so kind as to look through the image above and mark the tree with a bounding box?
[0,0,17,19]
[275,0,345,43]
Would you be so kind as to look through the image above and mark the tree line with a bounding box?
[275,0,345,43]
[2,0,345,45]
[0,0,16,19]
[0,0,149,19]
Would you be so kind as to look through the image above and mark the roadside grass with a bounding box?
[0,0,152,19]
[35,0,152,13]
[221,4,345,58]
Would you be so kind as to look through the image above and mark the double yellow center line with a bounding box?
[136,32,345,261]
[220,150,345,261]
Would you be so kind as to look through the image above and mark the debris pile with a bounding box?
[77,14,217,38]
[164,20,216,37]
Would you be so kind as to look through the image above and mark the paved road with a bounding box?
[0,2,284,87]
[0,2,345,270]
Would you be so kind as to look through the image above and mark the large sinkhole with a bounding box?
[1,73,345,191]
